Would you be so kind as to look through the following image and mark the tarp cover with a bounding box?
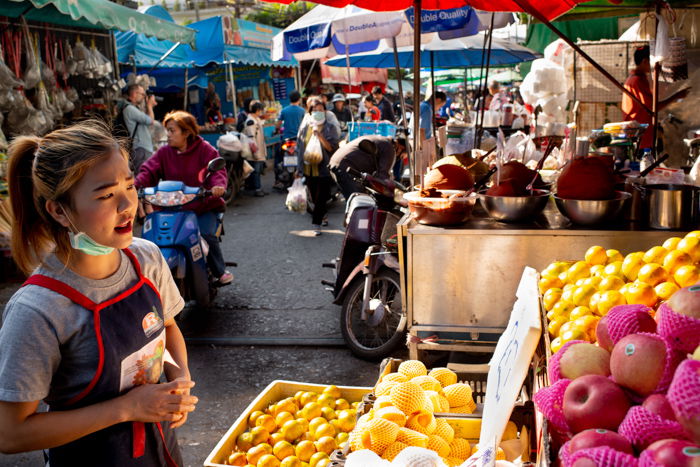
[6,0,196,46]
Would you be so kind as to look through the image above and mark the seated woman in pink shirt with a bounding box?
[136,111,233,285]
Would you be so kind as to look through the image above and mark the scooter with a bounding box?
[140,158,229,313]
[323,167,408,359]
[273,137,298,192]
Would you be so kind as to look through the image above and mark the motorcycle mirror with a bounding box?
[207,157,226,173]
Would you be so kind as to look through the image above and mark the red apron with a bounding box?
[24,249,182,467]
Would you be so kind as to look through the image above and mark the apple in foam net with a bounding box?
[563,374,631,433]
[641,439,700,466]
[595,305,657,352]
[567,428,634,455]
[667,285,700,320]
[558,343,611,380]
[643,394,677,421]
[610,333,668,397]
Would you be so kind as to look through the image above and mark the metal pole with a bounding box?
[301,58,317,91]
[430,51,436,139]
[392,38,408,128]
[184,67,189,110]
[474,18,491,142]
[512,0,652,116]
[412,0,422,187]
[228,61,238,116]
[476,13,495,149]
[651,1,661,156]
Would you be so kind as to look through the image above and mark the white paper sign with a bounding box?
[462,267,542,467]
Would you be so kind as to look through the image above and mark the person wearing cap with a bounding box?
[372,85,395,122]
[622,45,689,150]
[329,135,406,200]
[330,93,352,131]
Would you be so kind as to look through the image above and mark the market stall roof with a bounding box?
[5,0,196,46]
[262,0,589,22]
[555,0,700,21]
[325,32,539,68]
[116,12,297,68]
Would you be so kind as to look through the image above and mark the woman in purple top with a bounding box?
[136,111,233,285]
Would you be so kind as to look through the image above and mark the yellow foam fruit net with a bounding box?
[449,399,477,414]
[396,427,429,448]
[406,410,436,435]
[448,438,471,460]
[427,434,451,458]
[390,381,429,415]
[433,419,454,444]
[443,383,474,408]
[375,406,407,427]
[381,441,408,461]
[424,390,442,413]
[362,417,400,455]
[375,380,399,397]
[381,372,408,384]
[374,395,394,410]
[411,375,442,392]
[398,360,428,379]
[439,395,451,413]
[428,367,458,388]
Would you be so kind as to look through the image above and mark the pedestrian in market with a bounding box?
[622,45,689,150]
[411,91,446,140]
[296,97,341,236]
[136,110,233,285]
[372,85,395,122]
[274,90,307,191]
[236,97,255,132]
[364,95,381,122]
[124,84,158,173]
[0,120,197,466]
[329,135,405,200]
[330,93,352,132]
[243,101,268,197]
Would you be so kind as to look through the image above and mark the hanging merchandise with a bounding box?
[23,30,41,90]
[72,39,90,77]
[0,45,23,90]
[0,113,7,151]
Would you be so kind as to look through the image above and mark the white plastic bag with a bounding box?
[239,132,253,159]
[303,133,323,165]
[285,178,307,213]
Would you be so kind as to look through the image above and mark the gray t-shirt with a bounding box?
[123,104,154,153]
[0,238,184,404]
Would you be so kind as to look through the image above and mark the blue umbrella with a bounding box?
[325,33,539,68]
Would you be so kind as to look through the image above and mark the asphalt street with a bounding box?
[0,170,407,467]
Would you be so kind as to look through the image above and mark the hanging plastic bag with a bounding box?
[22,33,41,90]
[285,178,307,213]
[0,113,7,151]
[303,133,323,165]
[242,160,254,179]
[0,45,22,90]
[73,41,89,77]
[239,132,253,159]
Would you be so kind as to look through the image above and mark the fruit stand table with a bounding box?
[396,201,686,360]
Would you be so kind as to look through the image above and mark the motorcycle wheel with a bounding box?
[341,269,406,360]
[223,172,240,205]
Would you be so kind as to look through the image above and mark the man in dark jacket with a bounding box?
[372,86,395,122]
[329,135,406,200]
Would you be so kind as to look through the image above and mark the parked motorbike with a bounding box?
[140,158,229,315]
[323,168,408,359]
[219,142,246,205]
[273,137,298,192]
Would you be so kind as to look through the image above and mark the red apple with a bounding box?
[640,439,700,466]
[559,343,611,380]
[611,333,668,397]
[668,359,700,444]
[667,285,700,320]
[568,428,634,455]
[644,394,677,421]
[563,374,631,433]
[595,305,657,352]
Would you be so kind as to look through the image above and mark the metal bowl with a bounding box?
[554,191,632,226]
[478,189,551,222]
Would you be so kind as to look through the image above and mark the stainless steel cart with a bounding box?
[397,201,686,360]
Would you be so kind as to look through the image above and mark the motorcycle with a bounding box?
[219,142,246,205]
[273,137,298,192]
[139,158,229,315]
[323,168,408,359]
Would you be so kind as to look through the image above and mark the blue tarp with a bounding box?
[116,7,297,69]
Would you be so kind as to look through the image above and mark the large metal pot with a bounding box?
[645,184,700,230]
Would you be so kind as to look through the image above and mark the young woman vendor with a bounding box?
[0,120,197,466]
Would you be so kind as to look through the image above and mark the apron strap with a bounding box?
[24,274,97,310]
[132,422,146,459]
[156,422,180,467]
[122,248,162,303]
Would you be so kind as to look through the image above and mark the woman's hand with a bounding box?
[211,186,226,197]
[120,380,197,425]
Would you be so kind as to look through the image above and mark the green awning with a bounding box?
[5,0,196,47]
[556,0,700,21]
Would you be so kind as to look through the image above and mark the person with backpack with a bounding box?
[121,85,157,173]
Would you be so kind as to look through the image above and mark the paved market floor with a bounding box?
[0,171,407,466]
